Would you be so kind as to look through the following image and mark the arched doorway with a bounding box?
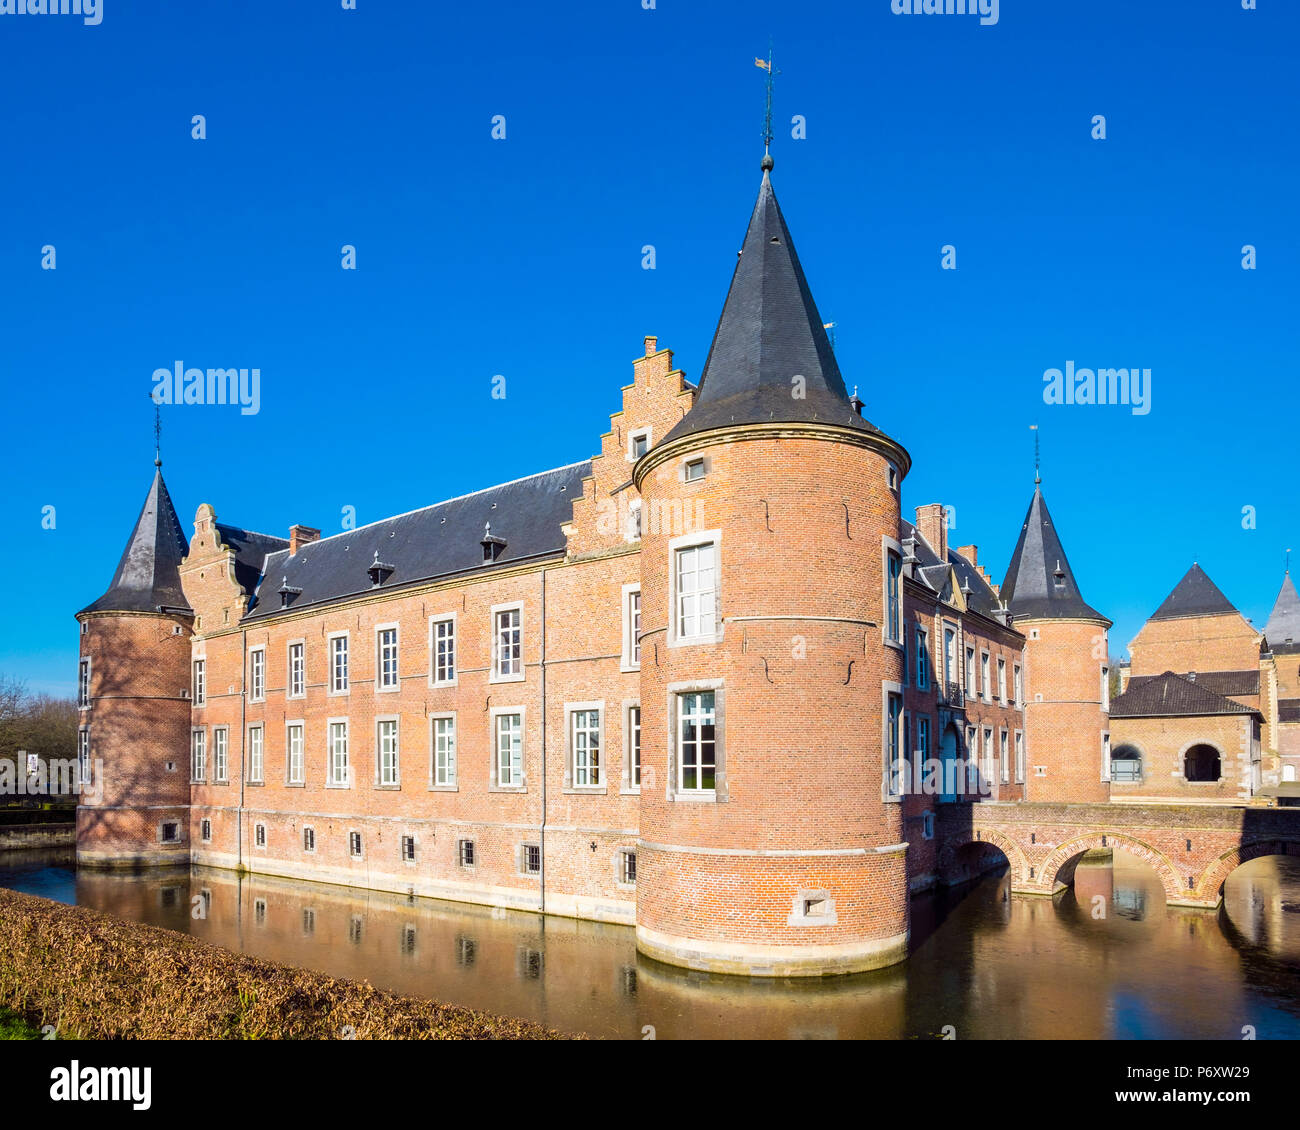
[1111,744,1143,783]
[1184,744,1221,782]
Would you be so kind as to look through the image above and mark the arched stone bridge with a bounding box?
[935,801,1300,908]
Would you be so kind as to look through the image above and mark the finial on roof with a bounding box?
[1029,423,1039,485]
[755,42,778,165]
[153,397,162,467]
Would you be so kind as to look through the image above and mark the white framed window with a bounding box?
[1102,731,1112,782]
[78,658,90,708]
[493,709,524,788]
[190,729,206,782]
[328,719,350,787]
[249,647,265,703]
[349,830,363,859]
[458,839,475,867]
[286,721,305,785]
[376,718,399,787]
[982,728,994,782]
[303,825,316,853]
[980,650,991,702]
[288,641,305,699]
[432,714,456,788]
[885,690,904,798]
[568,705,603,789]
[621,584,642,670]
[1014,730,1026,783]
[672,536,718,643]
[376,625,399,692]
[683,457,706,483]
[620,849,637,885]
[886,462,899,492]
[328,633,349,694]
[997,657,1007,704]
[247,724,264,783]
[492,603,524,682]
[1013,663,1023,708]
[625,704,641,790]
[678,691,716,793]
[1101,665,1110,712]
[77,728,90,787]
[884,547,903,645]
[999,729,1009,783]
[628,426,651,461]
[430,614,456,686]
[402,835,417,863]
[915,627,929,690]
[192,659,206,706]
[965,647,976,697]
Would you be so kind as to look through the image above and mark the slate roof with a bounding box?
[243,461,591,621]
[1264,572,1300,652]
[1109,671,1261,719]
[660,165,897,447]
[79,468,191,616]
[214,524,289,597]
[1000,486,1108,623]
[1148,563,1239,622]
[1125,669,1260,699]
[903,519,1005,621]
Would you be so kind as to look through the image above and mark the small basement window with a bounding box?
[402,835,416,862]
[458,839,475,867]
[200,819,211,842]
[160,822,180,843]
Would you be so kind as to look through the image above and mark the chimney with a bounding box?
[955,544,978,567]
[915,503,948,561]
[644,335,658,356]
[289,524,320,555]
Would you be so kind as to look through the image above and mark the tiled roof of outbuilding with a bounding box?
[1124,669,1260,699]
[1109,671,1261,719]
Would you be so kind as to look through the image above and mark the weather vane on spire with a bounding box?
[755,42,779,166]
[153,397,162,468]
[1030,424,1040,484]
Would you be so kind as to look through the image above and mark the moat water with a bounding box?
[3,848,1299,1039]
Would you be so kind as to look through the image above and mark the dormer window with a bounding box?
[367,552,395,587]
[481,522,507,563]
[1053,561,1066,589]
[277,577,303,608]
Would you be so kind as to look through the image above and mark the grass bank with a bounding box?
[0,888,573,1040]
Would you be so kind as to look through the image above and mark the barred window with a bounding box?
[254,823,266,847]
[458,839,475,867]
[521,843,541,875]
[620,850,636,885]
[402,835,416,862]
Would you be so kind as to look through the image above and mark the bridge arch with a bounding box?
[1194,839,1300,904]
[1040,833,1184,904]
[938,826,1030,886]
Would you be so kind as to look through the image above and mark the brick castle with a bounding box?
[73,158,1300,976]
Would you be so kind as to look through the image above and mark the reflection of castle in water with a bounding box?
[1221,856,1300,960]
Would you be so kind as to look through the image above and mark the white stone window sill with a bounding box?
[672,790,717,804]
[564,786,607,795]
[429,783,459,793]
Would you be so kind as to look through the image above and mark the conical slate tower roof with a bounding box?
[661,163,889,445]
[1001,485,1108,622]
[1148,563,1237,622]
[1264,572,1300,650]
[78,468,191,616]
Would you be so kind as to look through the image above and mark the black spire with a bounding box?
[661,166,889,445]
[1265,570,1300,650]
[79,468,191,616]
[1148,563,1238,622]
[1001,486,1108,623]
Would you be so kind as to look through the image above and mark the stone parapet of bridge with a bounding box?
[935,801,1300,909]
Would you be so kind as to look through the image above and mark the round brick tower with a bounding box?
[1000,480,1112,803]
[75,463,194,869]
[631,159,913,976]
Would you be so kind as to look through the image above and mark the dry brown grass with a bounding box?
[0,888,575,1040]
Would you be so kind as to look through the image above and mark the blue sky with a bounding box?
[1,0,1296,695]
